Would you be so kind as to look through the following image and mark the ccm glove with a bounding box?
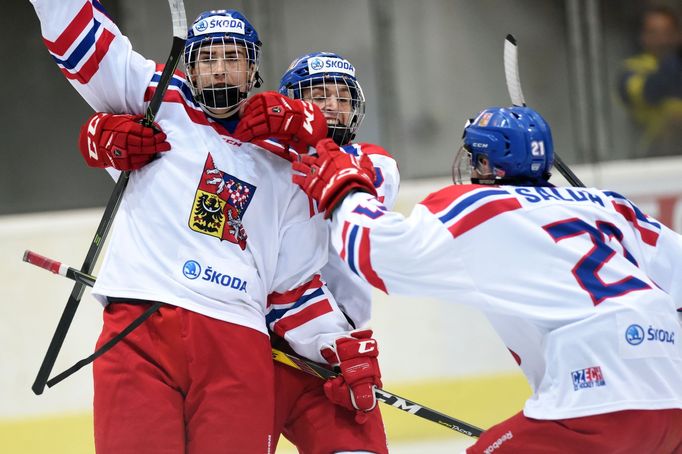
[235,91,327,148]
[292,139,377,218]
[78,113,170,171]
[321,329,382,424]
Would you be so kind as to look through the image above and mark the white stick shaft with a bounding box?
[168,0,188,39]
[504,34,526,107]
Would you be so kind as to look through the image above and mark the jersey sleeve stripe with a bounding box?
[438,189,511,223]
[42,2,115,84]
[271,300,334,338]
[56,29,115,83]
[49,20,102,69]
[345,224,360,275]
[339,221,351,261]
[266,287,327,325]
[611,202,660,246]
[448,197,522,238]
[42,2,93,56]
[91,0,110,18]
[358,226,388,293]
[421,185,489,214]
[605,192,660,227]
[423,187,523,238]
[605,191,661,246]
[266,274,324,308]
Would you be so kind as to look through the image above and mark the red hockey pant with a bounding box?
[467,408,682,453]
[272,361,388,454]
[93,302,275,454]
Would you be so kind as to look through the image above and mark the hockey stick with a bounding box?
[272,349,483,438]
[24,250,484,438]
[31,0,188,396]
[503,34,585,188]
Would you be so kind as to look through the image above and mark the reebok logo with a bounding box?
[484,431,513,453]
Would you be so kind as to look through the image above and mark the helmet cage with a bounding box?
[184,36,261,113]
[183,10,262,115]
[279,52,365,145]
[283,75,365,145]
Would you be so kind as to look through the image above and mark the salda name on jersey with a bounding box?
[514,187,605,206]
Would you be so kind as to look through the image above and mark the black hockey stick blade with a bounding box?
[31,0,187,395]
[272,349,484,438]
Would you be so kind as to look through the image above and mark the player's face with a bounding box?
[472,155,492,179]
[640,12,680,58]
[191,41,253,92]
[452,147,493,185]
[300,81,352,127]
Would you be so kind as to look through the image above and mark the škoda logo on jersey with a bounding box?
[189,154,256,250]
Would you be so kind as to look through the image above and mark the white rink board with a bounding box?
[2,156,682,420]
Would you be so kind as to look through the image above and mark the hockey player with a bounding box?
[290,106,682,453]
[268,52,400,453]
[75,49,395,453]
[31,2,369,452]
[72,51,391,453]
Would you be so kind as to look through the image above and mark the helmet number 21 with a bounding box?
[530,140,545,157]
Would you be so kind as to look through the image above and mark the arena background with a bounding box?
[2,0,681,452]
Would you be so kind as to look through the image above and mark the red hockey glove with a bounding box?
[321,329,382,424]
[292,139,377,218]
[235,91,327,148]
[78,113,170,171]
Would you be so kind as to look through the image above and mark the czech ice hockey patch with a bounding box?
[189,154,256,250]
[571,366,606,391]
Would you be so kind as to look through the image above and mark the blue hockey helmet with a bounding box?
[279,51,366,145]
[454,106,554,185]
[183,10,262,116]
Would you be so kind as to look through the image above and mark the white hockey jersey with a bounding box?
[30,0,354,362]
[332,184,682,419]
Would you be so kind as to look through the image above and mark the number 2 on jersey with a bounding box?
[543,218,650,305]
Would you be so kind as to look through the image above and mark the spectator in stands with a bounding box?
[618,6,682,157]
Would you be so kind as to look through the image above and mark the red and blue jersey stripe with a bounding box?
[422,185,522,238]
[339,221,387,293]
[43,1,115,84]
[266,275,334,338]
[605,191,661,246]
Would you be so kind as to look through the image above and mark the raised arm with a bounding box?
[30,0,156,113]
